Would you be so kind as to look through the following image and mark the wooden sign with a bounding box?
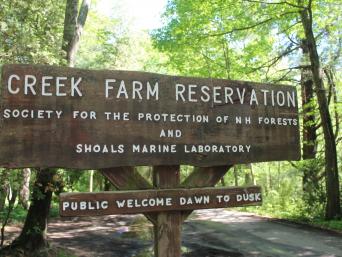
[60,186,262,216]
[0,64,300,169]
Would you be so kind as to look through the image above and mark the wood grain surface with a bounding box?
[0,64,300,169]
[59,186,262,216]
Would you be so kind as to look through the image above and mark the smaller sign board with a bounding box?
[60,186,262,217]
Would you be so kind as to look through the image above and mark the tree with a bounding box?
[9,169,56,250]
[153,0,341,219]
[301,39,317,160]
[299,0,340,219]
[1,0,90,255]
[75,10,169,74]
[0,170,20,247]
[300,39,321,206]
[0,0,64,254]
[0,0,65,65]
[63,0,90,67]
[18,168,31,210]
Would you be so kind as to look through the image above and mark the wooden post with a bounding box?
[153,166,181,257]
[100,165,233,257]
[181,165,232,220]
[101,167,157,224]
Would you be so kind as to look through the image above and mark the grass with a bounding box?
[310,219,342,231]
[0,204,60,225]
[239,205,342,232]
[54,248,77,257]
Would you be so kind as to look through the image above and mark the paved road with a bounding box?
[4,210,342,256]
[183,210,342,257]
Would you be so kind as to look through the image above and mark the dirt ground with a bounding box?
[1,210,342,257]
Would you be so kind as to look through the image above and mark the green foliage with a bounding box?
[76,4,171,74]
[236,162,306,218]
[0,205,27,224]
[0,0,66,65]
[57,169,87,192]
[152,0,298,81]
[49,202,61,218]
[0,204,59,225]
[75,8,129,69]
[297,159,326,218]
[313,219,342,231]
[233,160,342,231]
[0,0,340,238]
[55,249,77,257]
[153,0,342,222]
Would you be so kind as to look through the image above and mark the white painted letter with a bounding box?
[147,82,159,100]
[24,75,37,95]
[105,79,116,98]
[56,77,67,96]
[71,77,82,97]
[42,76,53,96]
[176,84,186,102]
[7,74,20,94]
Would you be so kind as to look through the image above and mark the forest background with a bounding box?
[0,0,341,255]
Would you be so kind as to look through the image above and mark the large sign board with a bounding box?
[0,64,300,169]
[60,186,262,216]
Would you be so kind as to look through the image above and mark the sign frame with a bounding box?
[0,64,300,169]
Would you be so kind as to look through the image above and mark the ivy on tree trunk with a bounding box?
[299,4,341,220]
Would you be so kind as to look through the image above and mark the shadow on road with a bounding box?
[2,210,342,257]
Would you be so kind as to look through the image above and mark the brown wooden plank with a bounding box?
[182,166,232,188]
[100,167,156,224]
[153,166,181,257]
[101,167,152,190]
[0,64,300,169]
[181,165,232,220]
[59,186,262,216]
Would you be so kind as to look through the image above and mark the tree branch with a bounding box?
[206,11,298,37]
[242,0,304,9]
[278,64,312,71]
[324,68,340,139]
[248,45,300,73]
[288,161,298,169]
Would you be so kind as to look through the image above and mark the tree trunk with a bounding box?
[89,170,94,192]
[0,170,9,212]
[267,165,273,192]
[6,0,91,253]
[62,0,78,59]
[0,188,6,212]
[300,38,320,200]
[62,0,90,67]
[301,39,317,160]
[233,166,238,186]
[324,68,340,139]
[277,162,281,188]
[19,168,31,210]
[249,164,256,186]
[10,169,55,251]
[103,177,111,191]
[1,186,18,247]
[220,177,226,186]
[300,7,341,219]
[244,172,252,186]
